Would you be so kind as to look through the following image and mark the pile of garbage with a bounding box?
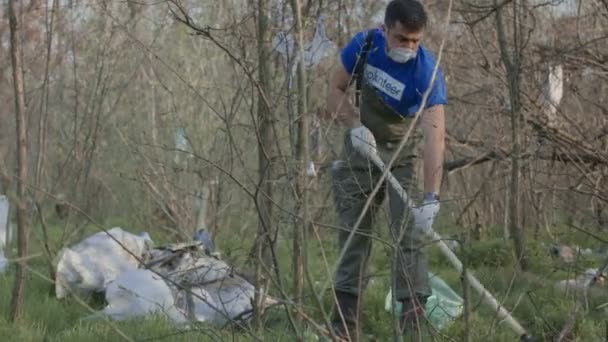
[54,227,277,326]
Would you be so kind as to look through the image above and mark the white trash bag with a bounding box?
[96,269,187,323]
[0,195,11,248]
[55,227,153,299]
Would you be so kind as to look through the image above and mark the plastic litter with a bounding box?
[192,229,214,253]
[59,229,279,326]
[94,269,187,323]
[0,195,11,248]
[146,241,273,326]
[54,227,153,299]
[0,195,9,273]
[0,255,7,274]
[385,272,464,331]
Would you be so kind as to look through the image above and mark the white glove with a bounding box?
[350,125,377,156]
[413,193,440,235]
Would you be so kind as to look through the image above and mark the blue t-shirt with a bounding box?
[341,28,447,117]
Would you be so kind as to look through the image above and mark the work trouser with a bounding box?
[330,130,431,302]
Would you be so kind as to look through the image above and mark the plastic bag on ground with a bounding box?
[54,227,154,299]
[385,272,464,331]
[192,274,259,325]
[95,268,187,323]
[0,195,10,248]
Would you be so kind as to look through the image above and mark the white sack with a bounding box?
[99,269,187,323]
[169,256,260,326]
[174,286,218,323]
[55,227,153,299]
[0,195,11,248]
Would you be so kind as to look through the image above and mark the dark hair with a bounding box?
[384,0,428,32]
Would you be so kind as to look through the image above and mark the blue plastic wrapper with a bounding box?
[193,229,214,253]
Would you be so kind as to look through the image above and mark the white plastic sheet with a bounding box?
[99,269,187,323]
[0,195,10,273]
[54,227,153,299]
[0,195,10,248]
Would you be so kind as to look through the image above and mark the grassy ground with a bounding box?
[0,213,605,341]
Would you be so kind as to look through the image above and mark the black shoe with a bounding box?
[399,296,434,340]
[330,291,361,341]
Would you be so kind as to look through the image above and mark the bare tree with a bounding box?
[8,0,31,323]
[495,0,529,270]
[289,0,308,307]
[253,0,275,330]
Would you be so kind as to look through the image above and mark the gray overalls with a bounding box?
[330,67,431,303]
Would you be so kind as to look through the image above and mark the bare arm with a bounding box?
[325,63,360,129]
[421,104,445,196]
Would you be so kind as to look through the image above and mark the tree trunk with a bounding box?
[8,0,31,323]
[253,0,274,331]
[496,0,529,271]
[289,0,308,308]
[35,0,59,283]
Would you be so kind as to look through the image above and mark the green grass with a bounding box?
[0,215,605,341]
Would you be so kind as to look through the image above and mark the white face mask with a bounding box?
[387,47,417,63]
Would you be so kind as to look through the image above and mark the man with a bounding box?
[323,0,446,340]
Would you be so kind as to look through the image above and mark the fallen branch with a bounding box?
[445,149,608,172]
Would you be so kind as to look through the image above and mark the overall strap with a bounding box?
[352,29,375,107]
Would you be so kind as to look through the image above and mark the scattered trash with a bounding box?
[555,268,607,295]
[58,228,277,327]
[385,272,464,332]
[54,227,154,299]
[144,241,277,326]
